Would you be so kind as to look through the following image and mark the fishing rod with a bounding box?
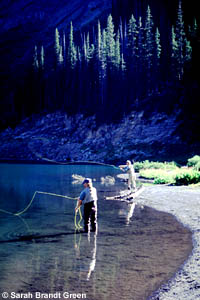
[28,137,121,170]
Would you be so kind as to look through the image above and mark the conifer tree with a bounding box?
[189,18,198,39]
[114,30,121,69]
[58,46,64,65]
[63,32,66,61]
[33,45,39,70]
[144,6,154,74]
[85,33,95,63]
[154,28,161,89]
[40,46,45,69]
[175,0,192,78]
[170,26,179,78]
[137,17,145,69]
[68,22,77,68]
[185,40,192,62]
[54,28,61,65]
[155,28,161,67]
[121,53,126,72]
[101,29,107,74]
[106,14,116,64]
[127,14,138,57]
[96,21,102,61]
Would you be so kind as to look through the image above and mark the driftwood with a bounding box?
[105,185,144,203]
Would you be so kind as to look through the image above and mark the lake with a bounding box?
[0,163,192,300]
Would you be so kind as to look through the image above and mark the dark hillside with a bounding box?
[0,0,199,162]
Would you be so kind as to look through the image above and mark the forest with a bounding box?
[1,0,200,131]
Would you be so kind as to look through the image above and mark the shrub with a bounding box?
[187,155,200,167]
[134,160,178,172]
[139,169,175,184]
[174,171,200,185]
[195,161,200,171]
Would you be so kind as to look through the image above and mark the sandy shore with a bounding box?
[137,185,200,300]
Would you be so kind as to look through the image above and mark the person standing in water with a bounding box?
[75,178,97,233]
[119,160,137,191]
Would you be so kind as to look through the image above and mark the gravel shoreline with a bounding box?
[137,185,200,300]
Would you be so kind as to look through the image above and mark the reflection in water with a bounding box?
[74,226,98,282]
[87,231,97,281]
[118,201,136,225]
[0,164,193,300]
[126,202,136,225]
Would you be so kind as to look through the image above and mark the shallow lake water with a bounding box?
[0,164,192,300]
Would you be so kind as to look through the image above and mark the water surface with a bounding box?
[0,164,192,300]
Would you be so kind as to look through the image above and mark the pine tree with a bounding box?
[58,45,64,65]
[137,17,145,69]
[175,0,192,78]
[106,14,116,64]
[100,28,107,104]
[154,28,162,89]
[101,29,107,74]
[145,6,154,74]
[40,46,45,69]
[33,45,39,70]
[96,20,102,61]
[85,33,95,63]
[54,28,61,65]
[155,28,161,66]
[176,0,185,77]
[63,32,66,61]
[121,53,126,72]
[68,22,77,68]
[114,30,121,69]
[185,40,192,62]
[127,14,138,57]
[189,18,198,39]
[170,25,180,79]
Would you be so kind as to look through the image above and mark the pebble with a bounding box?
[137,185,200,300]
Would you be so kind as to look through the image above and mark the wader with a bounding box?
[84,201,97,232]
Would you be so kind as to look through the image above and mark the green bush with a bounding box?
[139,169,175,184]
[194,161,200,171]
[154,175,173,184]
[134,160,178,172]
[174,171,200,185]
[187,155,200,167]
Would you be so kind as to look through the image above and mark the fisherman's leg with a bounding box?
[130,176,136,191]
[128,177,131,190]
[133,179,136,190]
[84,204,90,232]
[90,204,97,232]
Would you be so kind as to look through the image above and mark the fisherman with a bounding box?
[75,178,97,233]
[119,160,136,191]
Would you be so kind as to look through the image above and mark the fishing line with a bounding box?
[1,137,122,232]
[0,191,82,231]
[28,137,121,170]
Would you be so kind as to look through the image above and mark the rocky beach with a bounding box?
[137,185,200,300]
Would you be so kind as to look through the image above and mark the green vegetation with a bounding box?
[137,156,200,186]
[187,155,200,169]
[134,160,178,172]
[175,170,200,185]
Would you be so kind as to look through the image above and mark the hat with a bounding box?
[82,178,92,185]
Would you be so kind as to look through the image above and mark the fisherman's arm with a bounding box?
[75,199,82,212]
[119,165,126,171]
[75,190,85,212]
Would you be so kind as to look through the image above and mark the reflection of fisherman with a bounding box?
[75,178,97,233]
[119,160,136,191]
